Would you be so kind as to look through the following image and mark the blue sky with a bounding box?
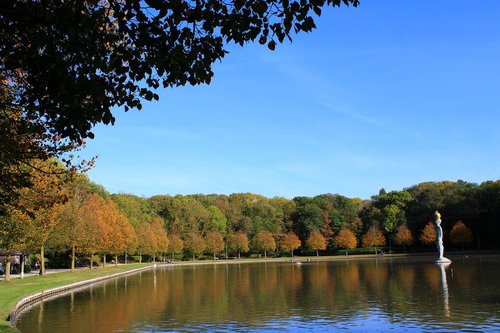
[81,1,500,200]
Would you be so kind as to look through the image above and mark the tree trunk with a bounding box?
[90,255,93,269]
[171,253,174,261]
[238,251,241,260]
[20,255,25,279]
[316,250,319,257]
[125,251,128,264]
[139,253,142,263]
[5,254,11,282]
[71,245,75,272]
[103,253,106,268]
[291,250,294,258]
[40,245,46,275]
[264,250,267,259]
[213,253,216,260]
[115,255,118,267]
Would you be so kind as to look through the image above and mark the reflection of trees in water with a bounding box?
[17,257,500,332]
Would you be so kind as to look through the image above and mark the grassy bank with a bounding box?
[0,263,151,333]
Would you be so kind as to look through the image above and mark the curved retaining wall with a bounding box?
[9,265,155,326]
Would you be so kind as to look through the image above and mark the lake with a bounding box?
[15,255,500,332]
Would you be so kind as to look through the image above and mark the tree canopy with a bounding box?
[0,0,359,143]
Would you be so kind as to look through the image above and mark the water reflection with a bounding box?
[438,262,451,317]
[16,257,500,332]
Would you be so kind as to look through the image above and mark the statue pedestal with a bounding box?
[436,257,452,264]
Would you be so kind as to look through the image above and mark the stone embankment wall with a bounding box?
[9,265,154,326]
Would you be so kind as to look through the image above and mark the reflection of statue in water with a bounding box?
[434,211,451,263]
[438,262,451,317]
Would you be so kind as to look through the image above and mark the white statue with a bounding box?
[434,211,451,263]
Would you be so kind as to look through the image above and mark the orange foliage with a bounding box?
[167,233,184,260]
[306,230,327,256]
[394,224,413,250]
[151,217,169,258]
[420,222,436,246]
[204,229,225,259]
[281,231,301,256]
[252,230,276,257]
[361,226,385,249]
[449,221,473,249]
[185,231,206,259]
[227,230,249,259]
[334,227,358,250]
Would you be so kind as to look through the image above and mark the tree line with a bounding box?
[1,160,498,281]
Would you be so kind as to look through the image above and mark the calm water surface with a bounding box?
[16,256,500,332]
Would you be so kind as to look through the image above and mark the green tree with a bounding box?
[166,196,209,238]
[375,190,412,251]
[206,205,228,235]
[292,197,323,242]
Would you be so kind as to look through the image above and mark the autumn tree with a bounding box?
[334,227,358,255]
[394,225,413,253]
[227,231,249,260]
[0,209,30,281]
[252,230,277,258]
[362,226,386,254]
[306,230,327,256]
[151,217,169,262]
[449,221,473,250]
[204,229,225,260]
[120,216,138,265]
[48,176,114,271]
[420,222,436,249]
[185,231,206,260]
[135,221,157,263]
[17,160,68,275]
[167,233,184,261]
[281,231,301,258]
